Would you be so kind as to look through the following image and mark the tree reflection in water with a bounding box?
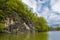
[0,32,48,40]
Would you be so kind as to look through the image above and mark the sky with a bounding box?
[22,0,60,27]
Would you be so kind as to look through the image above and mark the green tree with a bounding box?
[35,17,48,31]
[0,0,49,32]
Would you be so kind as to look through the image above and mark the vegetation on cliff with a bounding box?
[0,0,49,32]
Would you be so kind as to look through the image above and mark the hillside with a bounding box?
[0,0,48,33]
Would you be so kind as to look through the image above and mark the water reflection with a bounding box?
[48,31,60,40]
[0,32,48,40]
[32,32,48,40]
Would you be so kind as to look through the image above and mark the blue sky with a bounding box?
[22,0,60,27]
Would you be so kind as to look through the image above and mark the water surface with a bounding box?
[48,31,60,40]
[0,31,60,40]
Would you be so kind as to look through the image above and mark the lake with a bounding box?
[0,31,60,40]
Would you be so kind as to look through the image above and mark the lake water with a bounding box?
[0,31,60,40]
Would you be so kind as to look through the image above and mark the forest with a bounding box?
[0,0,59,33]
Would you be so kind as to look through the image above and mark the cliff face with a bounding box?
[4,13,35,33]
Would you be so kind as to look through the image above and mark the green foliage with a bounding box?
[0,23,4,32]
[0,0,49,32]
[34,17,48,31]
[55,26,60,31]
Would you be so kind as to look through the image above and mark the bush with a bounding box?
[0,23,4,32]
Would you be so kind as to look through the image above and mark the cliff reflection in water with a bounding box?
[0,32,48,40]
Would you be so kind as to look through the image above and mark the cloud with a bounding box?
[52,2,60,13]
[22,0,60,26]
[22,0,37,12]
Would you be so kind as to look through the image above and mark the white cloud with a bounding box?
[22,0,37,12]
[22,0,60,26]
[52,1,60,13]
